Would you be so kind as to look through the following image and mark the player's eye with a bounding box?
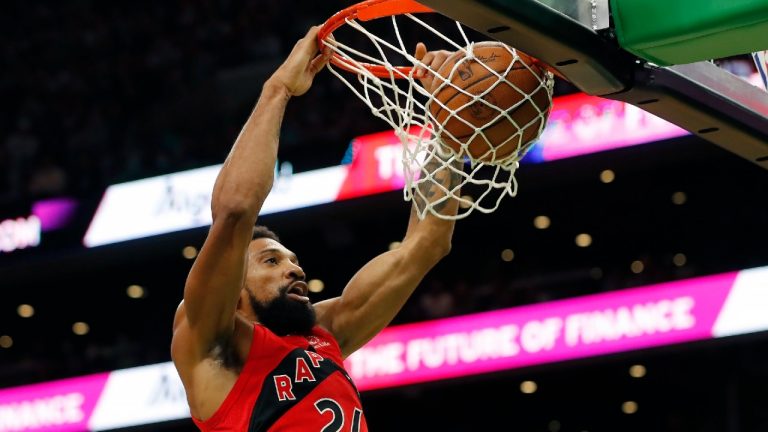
[264,257,278,265]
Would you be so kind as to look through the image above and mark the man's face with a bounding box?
[245,238,315,336]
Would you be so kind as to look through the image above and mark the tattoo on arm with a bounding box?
[413,156,462,214]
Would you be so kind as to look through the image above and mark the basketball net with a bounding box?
[320,0,554,220]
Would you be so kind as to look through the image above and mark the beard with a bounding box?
[249,285,316,336]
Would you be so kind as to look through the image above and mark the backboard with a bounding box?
[418,0,768,170]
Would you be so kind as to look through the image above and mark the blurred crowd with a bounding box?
[2,1,757,207]
[0,0,384,206]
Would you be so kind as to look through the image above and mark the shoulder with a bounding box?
[172,305,254,378]
[172,314,255,420]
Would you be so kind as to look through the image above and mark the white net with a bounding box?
[324,11,554,219]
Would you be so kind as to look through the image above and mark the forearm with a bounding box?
[404,207,455,259]
[403,154,461,255]
[211,80,291,220]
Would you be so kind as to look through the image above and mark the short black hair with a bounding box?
[252,225,280,243]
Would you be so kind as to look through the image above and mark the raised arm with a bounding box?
[172,27,329,369]
[314,45,461,356]
[315,151,461,357]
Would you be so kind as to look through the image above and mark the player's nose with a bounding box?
[286,263,305,281]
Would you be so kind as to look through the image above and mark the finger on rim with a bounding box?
[414,42,428,78]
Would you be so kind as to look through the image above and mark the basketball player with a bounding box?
[171,26,459,431]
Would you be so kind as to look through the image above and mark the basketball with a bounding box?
[428,41,552,163]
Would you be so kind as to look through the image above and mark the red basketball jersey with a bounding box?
[192,324,368,432]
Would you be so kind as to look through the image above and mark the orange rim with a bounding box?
[318,0,434,78]
[318,0,565,81]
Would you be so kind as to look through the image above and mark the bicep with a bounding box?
[182,212,254,353]
[171,303,195,373]
[319,243,443,357]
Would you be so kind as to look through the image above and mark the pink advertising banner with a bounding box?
[0,373,109,432]
[344,271,740,391]
[1,267,767,430]
[536,92,689,161]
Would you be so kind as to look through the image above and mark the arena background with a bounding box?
[1,1,767,431]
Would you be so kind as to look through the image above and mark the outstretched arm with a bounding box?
[316,152,461,357]
[172,27,330,369]
[314,43,461,357]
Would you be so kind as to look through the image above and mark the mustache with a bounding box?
[278,277,305,295]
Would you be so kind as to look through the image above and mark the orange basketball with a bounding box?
[428,42,552,163]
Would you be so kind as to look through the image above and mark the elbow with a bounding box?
[211,178,272,221]
[211,200,258,225]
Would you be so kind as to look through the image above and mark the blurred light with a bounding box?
[308,279,325,293]
[600,169,615,183]
[388,241,402,251]
[534,215,551,229]
[127,285,145,299]
[17,304,34,318]
[0,335,12,349]
[631,260,645,274]
[672,191,687,205]
[629,364,647,378]
[673,253,687,267]
[72,322,90,336]
[459,195,474,209]
[590,267,603,280]
[501,249,515,262]
[182,246,198,259]
[520,380,537,394]
[575,233,592,247]
[622,401,638,414]
[548,420,561,432]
